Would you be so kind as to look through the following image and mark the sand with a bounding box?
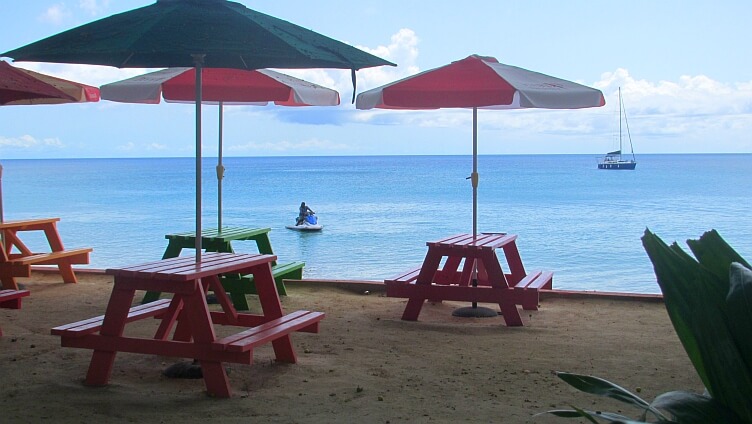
[0,271,704,423]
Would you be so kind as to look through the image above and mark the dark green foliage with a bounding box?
[539,230,751,423]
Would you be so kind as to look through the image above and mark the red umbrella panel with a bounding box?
[1,60,100,105]
[101,67,340,228]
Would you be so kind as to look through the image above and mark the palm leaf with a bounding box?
[651,391,744,423]
[555,372,667,419]
[726,263,752,385]
[642,229,752,422]
[686,230,751,278]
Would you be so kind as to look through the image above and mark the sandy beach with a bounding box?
[1,270,704,423]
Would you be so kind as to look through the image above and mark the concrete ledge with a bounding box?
[30,268,663,302]
[283,279,664,302]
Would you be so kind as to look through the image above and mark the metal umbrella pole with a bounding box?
[193,54,204,262]
[453,107,497,318]
[217,101,225,233]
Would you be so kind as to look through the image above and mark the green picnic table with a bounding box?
[141,227,304,310]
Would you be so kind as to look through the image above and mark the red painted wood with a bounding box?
[0,289,29,309]
[51,298,172,336]
[0,218,92,290]
[53,252,323,397]
[512,270,553,310]
[214,310,324,353]
[385,233,550,326]
[0,289,29,336]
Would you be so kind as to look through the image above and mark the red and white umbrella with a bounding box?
[101,67,340,228]
[0,61,100,224]
[1,60,100,106]
[357,54,605,238]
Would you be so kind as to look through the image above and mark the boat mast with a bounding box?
[620,87,637,162]
[619,88,622,157]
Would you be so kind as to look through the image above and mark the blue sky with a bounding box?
[1,0,751,159]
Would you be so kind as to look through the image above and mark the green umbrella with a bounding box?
[3,0,394,260]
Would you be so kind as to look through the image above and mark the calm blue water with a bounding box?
[3,154,751,294]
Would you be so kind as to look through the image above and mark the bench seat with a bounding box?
[51,299,172,337]
[0,289,30,310]
[213,310,324,353]
[386,265,553,311]
[10,247,92,266]
[1,247,93,290]
[1,289,30,336]
[221,260,304,298]
[384,266,422,285]
[513,270,553,310]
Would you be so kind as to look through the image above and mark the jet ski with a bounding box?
[286,212,323,231]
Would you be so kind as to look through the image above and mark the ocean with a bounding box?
[3,154,751,294]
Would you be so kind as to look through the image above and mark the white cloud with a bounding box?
[79,0,110,15]
[351,62,752,153]
[11,63,160,88]
[116,142,136,152]
[228,137,351,154]
[268,28,421,106]
[0,135,64,149]
[39,4,72,25]
[43,138,65,147]
[146,143,168,151]
[0,135,38,148]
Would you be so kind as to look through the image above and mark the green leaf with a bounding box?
[726,263,752,384]
[651,391,744,424]
[641,230,713,387]
[687,230,751,279]
[642,230,752,422]
[539,407,638,423]
[555,373,661,415]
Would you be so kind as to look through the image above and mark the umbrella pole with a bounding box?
[217,102,224,233]
[471,107,479,307]
[0,163,4,246]
[453,107,495,318]
[193,54,205,262]
[472,107,478,240]
[0,163,4,223]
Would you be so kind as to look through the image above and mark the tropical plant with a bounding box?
[538,229,752,423]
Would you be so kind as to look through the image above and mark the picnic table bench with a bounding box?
[0,288,30,336]
[52,252,324,398]
[385,233,553,326]
[142,226,304,309]
[0,218,92,290]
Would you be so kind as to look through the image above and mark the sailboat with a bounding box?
[598,87,637,170]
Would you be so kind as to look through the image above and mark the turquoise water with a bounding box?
[3,154,751,294]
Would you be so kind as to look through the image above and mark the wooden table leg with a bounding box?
[181,283,232,398]
[480,250,523,327]
[502,242,527,284]
[85,287,135,386]
[252,263,297,363]
[402,250,443,321]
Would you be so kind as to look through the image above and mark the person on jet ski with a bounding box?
[296,202,315,225]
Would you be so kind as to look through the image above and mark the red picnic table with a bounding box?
[385,233,553,326]
[51,252,324,398]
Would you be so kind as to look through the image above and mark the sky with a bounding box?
[1,0,751,159]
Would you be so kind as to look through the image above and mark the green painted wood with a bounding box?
[143,227,303,308]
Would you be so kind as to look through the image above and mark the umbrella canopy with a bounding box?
[356,55,605,238]
[100,67,340,228]
[2,0,394,260]
[0,60,100,105]
[1,0,395,72]
[100,67,340,106]
[0,62,100,224]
